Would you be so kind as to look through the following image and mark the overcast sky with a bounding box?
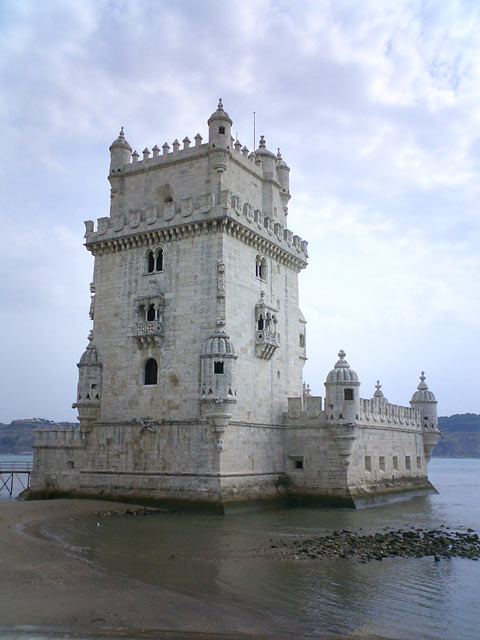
[1,0,479,422]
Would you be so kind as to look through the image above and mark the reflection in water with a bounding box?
[45,459,480,639]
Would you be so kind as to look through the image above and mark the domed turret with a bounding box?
[276,148,290,193]
[72,338,103,427]
[109,127,132,173]
[207,99,233,149]
[255,135,276,173]
[200,329,237,402]
[324,350,360,423]
[410,372,438,428]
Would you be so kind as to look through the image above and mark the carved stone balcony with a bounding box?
[256,329,280,360]
[133,321,164,348]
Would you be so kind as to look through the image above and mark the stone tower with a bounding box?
[31,101,440,511]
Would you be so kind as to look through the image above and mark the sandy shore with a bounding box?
[0,499,293,639]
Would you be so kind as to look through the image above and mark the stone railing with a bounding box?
[132,321,163,348]
[359,398,422,427]
[255,329,280,360]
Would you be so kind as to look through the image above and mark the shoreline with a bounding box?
[0,499,294,639]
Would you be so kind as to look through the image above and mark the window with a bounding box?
[219,126,225,134]
[155,248,163,272]
[295,459,304,470]
[147,304,156,321]
[145,247,164,274]
[255,255,267,281]
[146,250,155,273]
[214,361,224,374]
[365,455,372,472]
[144,358,158,385]
[417,456,422,469]
[393,456,398,470]
[299,333,305,348]
[405,455,411,470]
[344,388,354,401]
[257,316,264,330]
[379,456,385,471]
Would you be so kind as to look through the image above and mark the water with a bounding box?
[41,458,480,639]
[0,453,33,501]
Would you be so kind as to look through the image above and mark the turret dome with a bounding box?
[109,127,132,152]
[207,99,233,126]
[326,350,359,384]
[78,342,100,366]
[411,372,436,403]
[203,329,235,356]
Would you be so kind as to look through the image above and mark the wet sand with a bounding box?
[0,499,390,639]
[0,499,291,638]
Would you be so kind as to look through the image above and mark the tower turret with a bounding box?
[207,99,233,149]
[410,372,438,429]
[255,135,276,174]
[72,336,102,428]
[109,127,132,173]
[372,380,388,404]
[324,350,360,423]
[410,372,440,461]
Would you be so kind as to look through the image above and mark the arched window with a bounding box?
[155,248,163,272]
[257,316,264,330]
[144,358,158,385]
[260,258,267,281]
[255,255,261,278]
[146,250,155,273]
[146,304,156,321]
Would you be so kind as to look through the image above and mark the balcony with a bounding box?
[133,321,163,348]
[256,329,280,360]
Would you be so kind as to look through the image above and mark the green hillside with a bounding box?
[434,414,480,458]
[0,419,78,454]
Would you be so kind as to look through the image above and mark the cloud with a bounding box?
[0,0,479,419]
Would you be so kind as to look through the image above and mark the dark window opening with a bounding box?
[295,459,303,470]
[299,333,305,348]
[259,258,267,281]
[164,196,173,203]
[155,249,163,271]
[214,361,224,374]
[67,460,74,469]
[145,358,158,385]
[344,388,354,401]
[257,317,264,330]
[147,304,156,321]
[147,251,155,273]
[219,126,225,134]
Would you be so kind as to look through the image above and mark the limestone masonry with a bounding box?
[30,101,441,511]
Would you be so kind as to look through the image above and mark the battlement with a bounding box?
[359,398,422,427]
[34,426,84,447]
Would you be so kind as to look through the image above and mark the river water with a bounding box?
[37,458,480,639]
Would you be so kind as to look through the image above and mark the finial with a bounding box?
[218,98,223,109]
[259,135,266,148]
[417,371,428,390]
[338,349,346,359]
[374,380,384,397]
[119,127,125,138]
[277,148,282,159]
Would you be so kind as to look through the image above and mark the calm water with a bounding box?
[0,453,33,501]
[40,458,480,639]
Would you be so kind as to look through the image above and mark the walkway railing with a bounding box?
[0,461,33,496]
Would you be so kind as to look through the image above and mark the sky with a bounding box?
[0,0,479,422]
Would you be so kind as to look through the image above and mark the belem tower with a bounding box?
[30,101,441,512]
